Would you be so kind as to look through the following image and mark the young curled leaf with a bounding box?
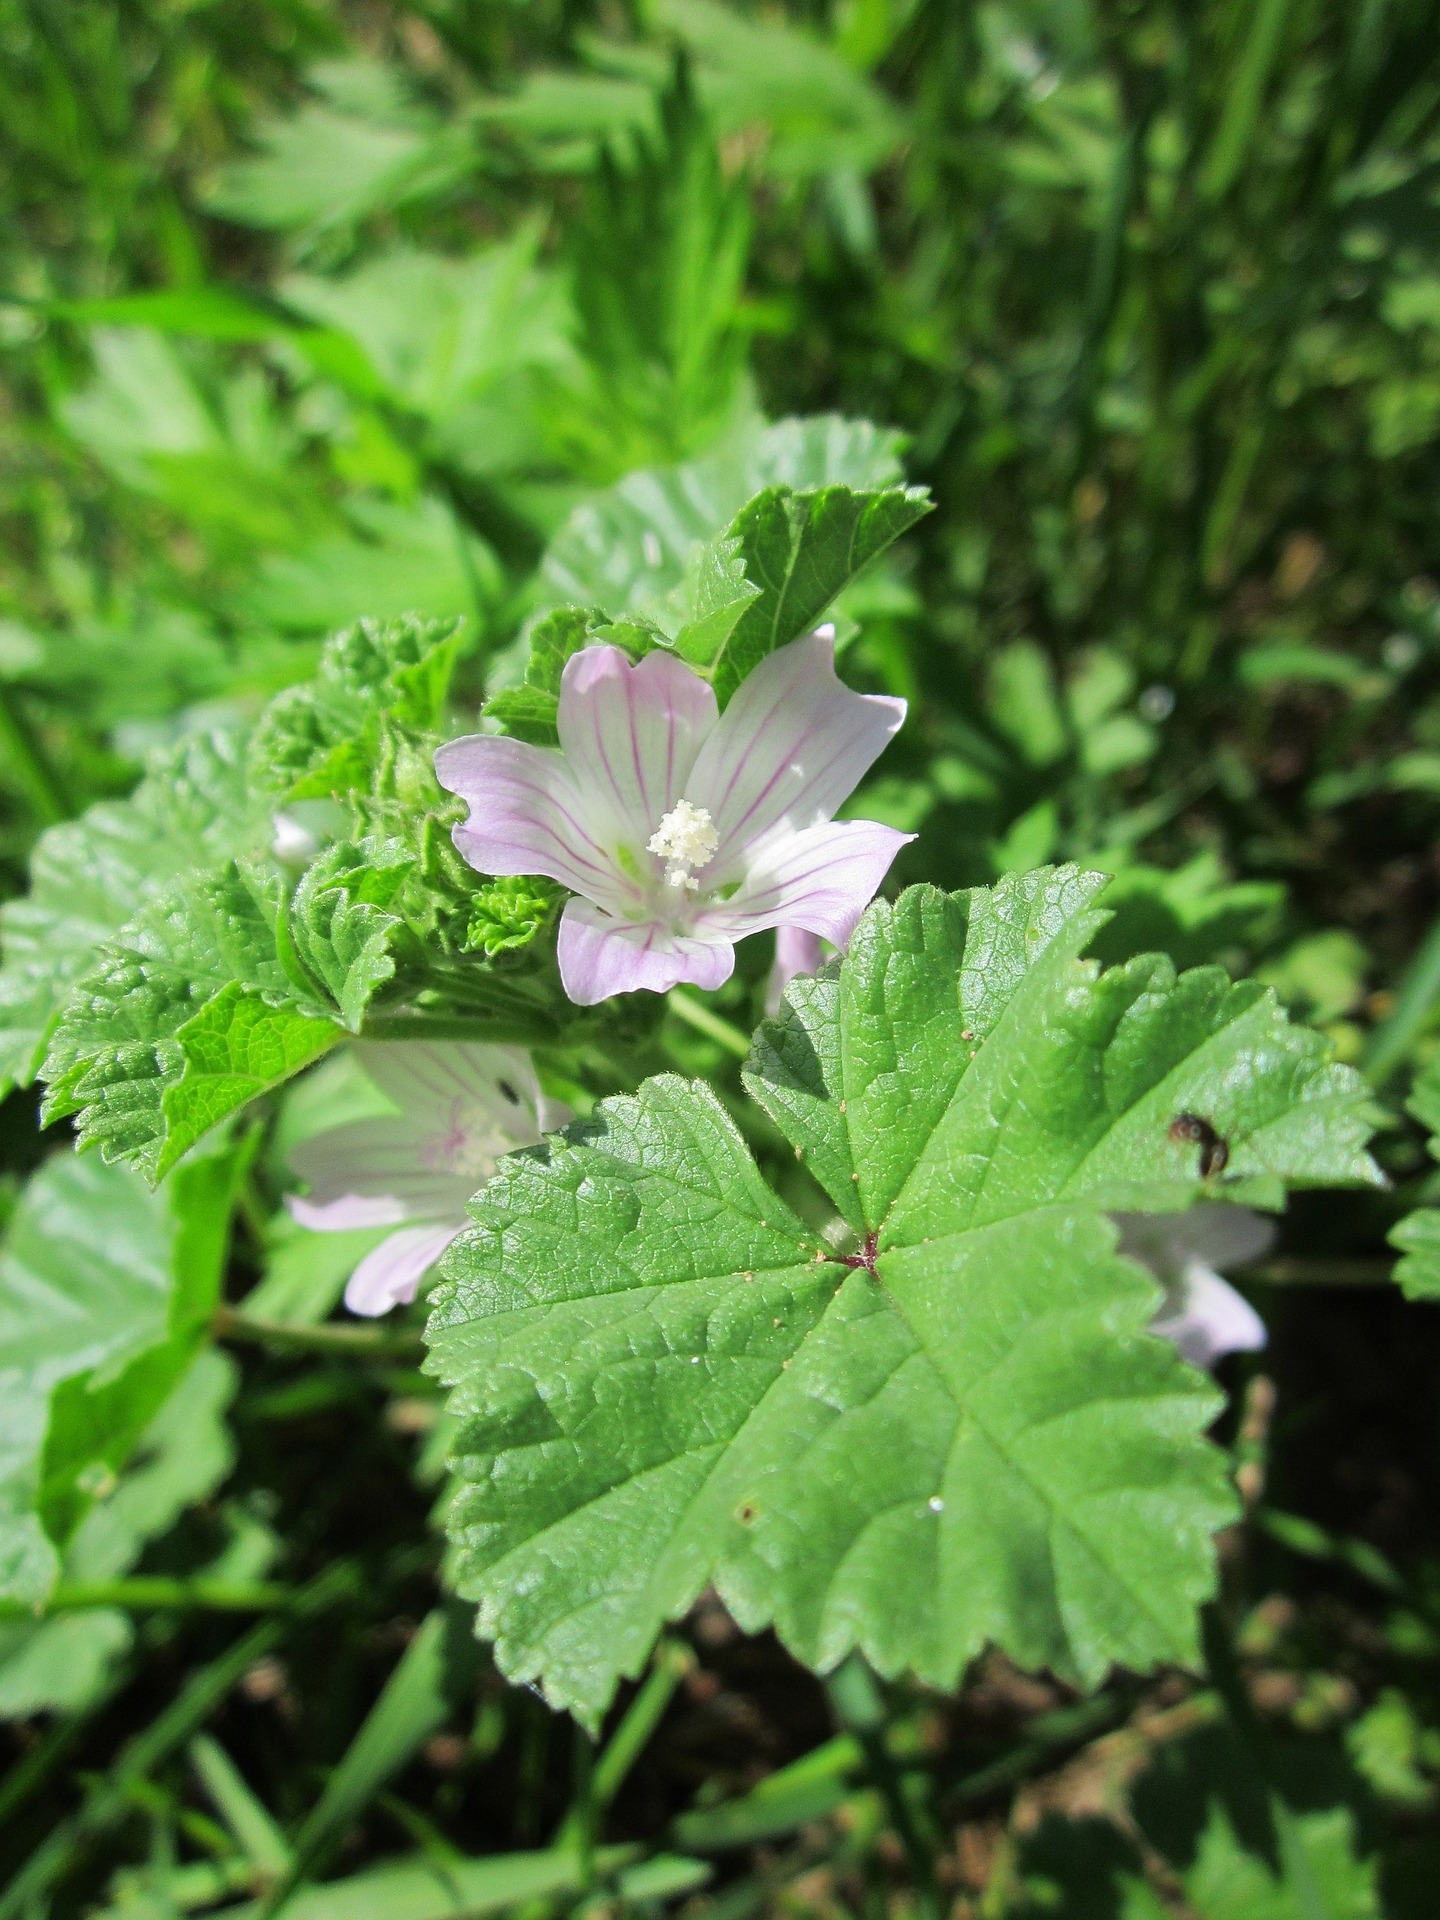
[248,613,463,803]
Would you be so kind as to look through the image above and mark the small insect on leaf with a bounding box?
[1168,1111,1229,1179]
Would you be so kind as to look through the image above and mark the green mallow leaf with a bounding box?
[42,861,343,1180]
[481,685,563,748]
[710,483,931,705]
[0,1146,241,1607]
[0,1350,237,1718]
[0,731,256,1097]
[667,530,761,667]
[1388,1054,1440,1299]
[507,469,927,721]
[248,613,463,803]
[427,869,1379,1727]
[286,836,411,1030]
[540,412,908,617]
[159,988,341,1184]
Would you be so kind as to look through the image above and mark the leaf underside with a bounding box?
[427,869,1379,1726]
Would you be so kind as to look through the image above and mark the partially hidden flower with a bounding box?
[435,629,913,1006]
[1115,1204,1273,1370]
[286,1042,570,1317]
[766,926,827,1014]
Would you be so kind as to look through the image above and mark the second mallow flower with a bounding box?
[1114,1203,1273,1371]
[435,629,914,1005]
[286,1042,570,1318]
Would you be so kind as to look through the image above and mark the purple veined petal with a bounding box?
[703,818,914,948]
[288,1117,476,1220]
[287,1191,410,1232]
[556,645,719,847]
[434,733,636,915]
[557,896,735,1005]
[354,1041,549,1141]
[344,1221,463,1318]
[687,632,907,870]
[765,925,827,1015]
[1151,1260,1268,1372]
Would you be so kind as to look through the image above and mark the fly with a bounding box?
[1168,1112,1229,1179]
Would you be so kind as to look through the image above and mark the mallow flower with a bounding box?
[1115,1204,1273,1370]
[286,1041,569,1317]
[434,628,913,1006]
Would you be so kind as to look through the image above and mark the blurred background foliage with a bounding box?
[3,0,1440,1914]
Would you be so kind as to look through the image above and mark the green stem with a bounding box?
[1362,906,1440,1087]
[825,1656,939,1920]
[949,1690,1135,1804]
[0,683,70,824]
[555,1638,696,1870]
[668,989,752,1059]
[0,1563,356,1920]
[213,1305,425,1360]
[0,1705,106,1830]
[24,1577,297,1616]
[1243,1257,1393,1288]
[592,1637,695,1813]
[1199,0,1295,202]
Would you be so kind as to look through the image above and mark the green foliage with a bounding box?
[428,870,1377,1725]
[0,1146,240,1607]
[555,60,752,473]
[1092,855,1285,972]
[40,861,338,1179]
[1388,1054,1440,1299]
[706,480,931,703]
[0,733,258,1097]
[0,1351,237,1718]
[203,60,476,248]
[249,616,463,805]
[1165,1803,1378,1920]
[5,0,1440,1908]
[464,877,561,959]
[497,450,927,722]
[539,411,907,618]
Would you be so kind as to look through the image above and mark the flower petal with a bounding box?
[557,896,734,1005]
[765,926,826,1014]
[1113,1203,1275,1287]
[434,733,632,912]
[355,1041,549,1140]
[288,1117,475,1219]
[705,818,913,947]
[557,645,718,846]
[1169,1202,1276,1272]
[287,1191,409,1231]
[1151,1261,1268,1371]
[688,631,906,867]
[344,1222,462,1317]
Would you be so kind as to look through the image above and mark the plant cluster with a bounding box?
[1,3,1440,1917]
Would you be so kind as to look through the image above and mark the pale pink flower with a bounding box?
[1115,1204,1273,1370]
[435,629,912,1006]
[286,1042,569,1317]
